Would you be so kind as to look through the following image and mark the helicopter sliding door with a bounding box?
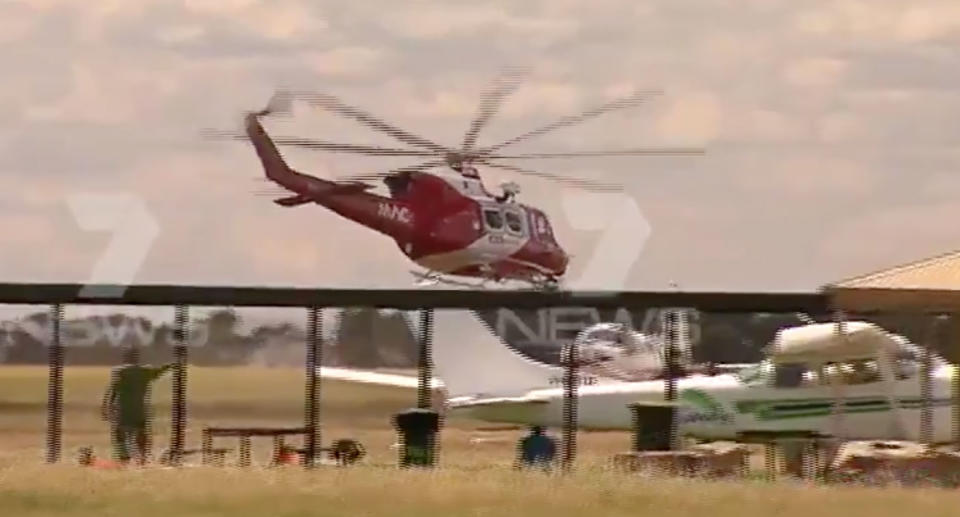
[479,203,528,245]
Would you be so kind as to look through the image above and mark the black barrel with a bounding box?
[628,402,677,451]
[392,408,440,467]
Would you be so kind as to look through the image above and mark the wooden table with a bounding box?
[736,430,833,480]
[202,426,313,467]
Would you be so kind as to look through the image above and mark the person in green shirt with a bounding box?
[100,347,174,465]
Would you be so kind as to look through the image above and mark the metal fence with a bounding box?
[19,282,952,473]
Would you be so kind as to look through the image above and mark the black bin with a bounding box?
[392,408,440,468]
[628,402,676,451]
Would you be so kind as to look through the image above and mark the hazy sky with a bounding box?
[4,0,960,295]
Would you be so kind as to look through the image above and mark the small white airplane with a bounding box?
[319,311,956,443]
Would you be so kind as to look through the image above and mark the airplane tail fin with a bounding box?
[432,310,567,398]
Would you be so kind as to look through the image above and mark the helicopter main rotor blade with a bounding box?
[334,159,446,183]
[293,90,450,154]
[477,160,623,192]
[485,147,705,159]
[462,66,530,153]
[271,137,440,157]
[203,130,443,157]
[480,89,662,154]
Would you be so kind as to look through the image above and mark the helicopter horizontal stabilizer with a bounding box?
[273,182,373,206]
[273,194,313,207]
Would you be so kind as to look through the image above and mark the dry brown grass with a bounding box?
[2,365,960,516]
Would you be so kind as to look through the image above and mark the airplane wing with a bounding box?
[317,366,444,389]
[706,363,755,373]
[448,395,550,408]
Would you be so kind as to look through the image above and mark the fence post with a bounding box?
[417,309,434,410]
[170,304,189,466]
[921,315,944,445]
[660,308,680,450]
[46,303,64,464]
[416,308,437,467]
[304,307,322,468]
[561,341,579,472]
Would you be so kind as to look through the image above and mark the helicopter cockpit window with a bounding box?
[532,212,553,239]
[505,210,523,234]
[484,209,503,230]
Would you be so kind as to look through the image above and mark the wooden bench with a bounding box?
[202,426,316,467]
[736,430,833,480]
[162,447,232,466]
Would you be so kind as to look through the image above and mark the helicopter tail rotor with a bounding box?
[252,90,294,118]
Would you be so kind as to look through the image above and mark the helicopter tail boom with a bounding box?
[245,107,416,239]
[244,111,321,189]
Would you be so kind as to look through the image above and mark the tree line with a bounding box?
[0,308,955,367]
[0,308,420,367]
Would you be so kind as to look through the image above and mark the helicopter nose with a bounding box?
[555,249,570,275]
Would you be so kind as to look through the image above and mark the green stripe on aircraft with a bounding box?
[733,396,953,421]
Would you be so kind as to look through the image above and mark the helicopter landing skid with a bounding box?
[410,270,492,289]
[410,269,560,292]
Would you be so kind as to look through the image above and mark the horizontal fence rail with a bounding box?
[0,283,830,312]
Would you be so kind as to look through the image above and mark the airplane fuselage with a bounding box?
[449,368,958,443]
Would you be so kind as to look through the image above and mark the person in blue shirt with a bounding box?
[515,425,557,471]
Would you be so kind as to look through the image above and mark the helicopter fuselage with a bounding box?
[379,170,569,282]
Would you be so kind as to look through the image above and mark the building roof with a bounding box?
[825,248,960,312]
[831,249,960,290]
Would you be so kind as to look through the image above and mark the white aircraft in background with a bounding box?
[319,312,956,443]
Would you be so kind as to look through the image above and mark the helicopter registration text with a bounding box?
[377,202,412,224]
[548,374,598,386]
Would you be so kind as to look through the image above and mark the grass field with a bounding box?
[2,365,960,516]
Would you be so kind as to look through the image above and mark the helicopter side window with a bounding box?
[535,213,552,237]
[505,210,524,235]
[483,209,503,230]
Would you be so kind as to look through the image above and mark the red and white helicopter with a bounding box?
[211,70,702,289]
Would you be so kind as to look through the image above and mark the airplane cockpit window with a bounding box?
[773,363,806,388]
[738,361,817,388]
[816,360,881,385]
[505,210,523,234]
[892,342,925,380]
[895,358,919,380]
[738,337,937,388]
[842,359,881,384]
[484,209,503,230]
[736,362,771,386]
